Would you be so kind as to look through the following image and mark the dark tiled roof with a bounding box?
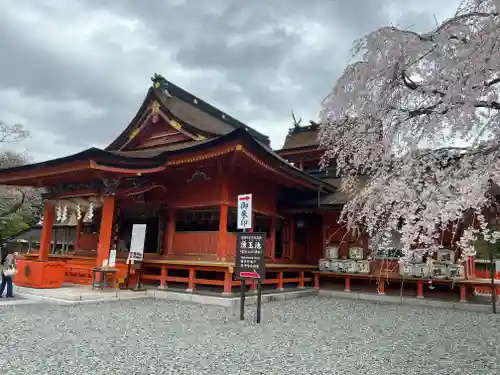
[107,75,271,151]
[0,128,335,192]
[280,123,320,150]
[162,95,235,135]
[156,78,270,144]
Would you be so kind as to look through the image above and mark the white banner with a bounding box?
[237,194,252,230]
[128,223,147,262]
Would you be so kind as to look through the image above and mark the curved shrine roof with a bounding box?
[106,74,270,151]
[278,122,321,152]
[0,128,335,192]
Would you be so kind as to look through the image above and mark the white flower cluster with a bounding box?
[319,0,500,259]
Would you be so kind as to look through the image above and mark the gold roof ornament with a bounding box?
[128,128,140,140]
[151,101,160,114]
[171,119,182,130]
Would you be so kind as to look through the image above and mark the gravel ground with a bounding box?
[1,296,500,375]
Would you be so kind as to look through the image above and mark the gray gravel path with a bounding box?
[1,296,499,374]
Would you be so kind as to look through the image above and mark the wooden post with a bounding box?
[277,271,284,291]
[186,267,195,292]
[378,277,386,295]
[459,285,467,303]
[96,195,115,267]
[160,265,167,289]
[218,204,228,258]
[344,276,351,292]
[270,216,276,259]
[417,280,424,298]
[166,210,176,255]
[298,271,305,289]
[39,201,55,261]
[314,273,320,289]
[223,270,232,295]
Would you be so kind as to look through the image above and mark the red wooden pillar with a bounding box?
[344,276,351,292]
[270,216,276,259]
[218,204,228,258]
[39,201,55,261]
[187,267,195,292]
[378,277,386,295]
[417,280,424,298]
[223,271,232,295]
[298,271,305,289]
[165,210,176,255]
[459,285,467,302]
[314,273,320,289]
[277,271,284,291]
[160,266,167,289]
[96,195,115,267]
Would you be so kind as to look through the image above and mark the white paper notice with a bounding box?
[130,224,147,260]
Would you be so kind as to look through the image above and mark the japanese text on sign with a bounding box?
[237,194,252,230]
[235,232,266,279]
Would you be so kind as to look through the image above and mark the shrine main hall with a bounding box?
[0,74,484,301]
[0,74,340,294]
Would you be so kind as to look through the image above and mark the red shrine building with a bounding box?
[0,74,335,294]
[0,74,488,301]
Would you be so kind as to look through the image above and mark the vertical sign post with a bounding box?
[235,231,266,324]
[125,224,147,290]
[237,194,252,321]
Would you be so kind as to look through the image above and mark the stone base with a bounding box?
[318,289,494,314]
[149,288,318,307]
[14,285,149,305]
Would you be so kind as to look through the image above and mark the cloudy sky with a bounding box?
[0,0,460,162]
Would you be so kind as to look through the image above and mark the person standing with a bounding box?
[0,248,16,298]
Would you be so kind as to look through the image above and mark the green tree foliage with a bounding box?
[0,213,29,240]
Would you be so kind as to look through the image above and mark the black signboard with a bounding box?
[235,232,266,280]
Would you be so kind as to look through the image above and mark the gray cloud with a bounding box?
[0,0,460,161]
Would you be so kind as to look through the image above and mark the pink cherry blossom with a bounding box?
[319,0,500,260]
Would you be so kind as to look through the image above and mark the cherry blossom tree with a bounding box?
[319,0,500,261]
[0,122,41,240]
